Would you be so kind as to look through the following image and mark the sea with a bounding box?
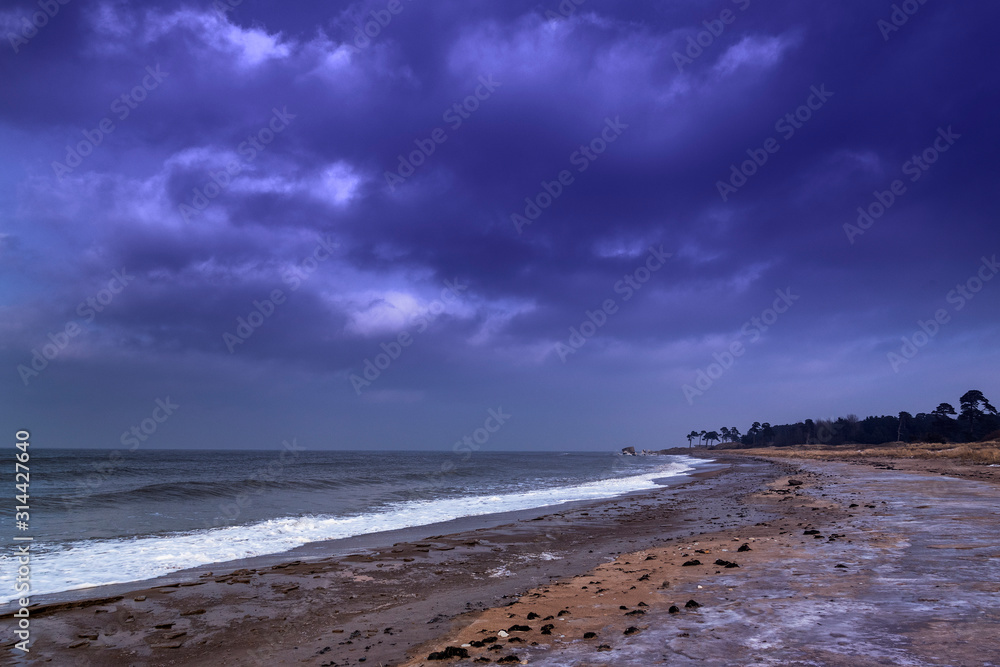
[1,449,700,603]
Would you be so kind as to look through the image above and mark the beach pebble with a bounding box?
[497,630,509,637]
[669,606,680,613]
[685,599,701,608]
[682,559,701,566]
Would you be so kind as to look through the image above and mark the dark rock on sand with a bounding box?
[788,479,803,486]
[624,626,640,635]
[427,646,470,660]
[668,605,680,614]
[540,624,554,635]
[682,559,701,566]
[685,600,701,608]
[584,632,597,639]
[507,625,531,632]
[714,559,740,568]
[737,543,752,552]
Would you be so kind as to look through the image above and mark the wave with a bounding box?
[39,465,514,510]
[50,477,359,507]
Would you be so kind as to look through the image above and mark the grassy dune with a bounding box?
[715,440,1000,465]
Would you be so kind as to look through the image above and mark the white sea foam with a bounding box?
[0,458,694,602]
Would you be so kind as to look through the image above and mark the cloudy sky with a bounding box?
[2,0,999,451]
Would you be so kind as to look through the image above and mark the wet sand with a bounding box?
[7,455,1000,666]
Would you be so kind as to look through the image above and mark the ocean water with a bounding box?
[1,449,697,603]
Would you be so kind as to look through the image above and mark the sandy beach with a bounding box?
[8,454,1000,666]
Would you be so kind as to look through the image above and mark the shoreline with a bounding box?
[13,454,1000,665]
[12,456,720,610]
[10,458,760,665]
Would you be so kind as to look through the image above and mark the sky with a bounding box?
[2,0,999,452]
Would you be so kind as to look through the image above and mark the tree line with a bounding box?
[687,389,999,448]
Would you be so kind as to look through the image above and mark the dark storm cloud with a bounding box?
[2,0,999,449]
